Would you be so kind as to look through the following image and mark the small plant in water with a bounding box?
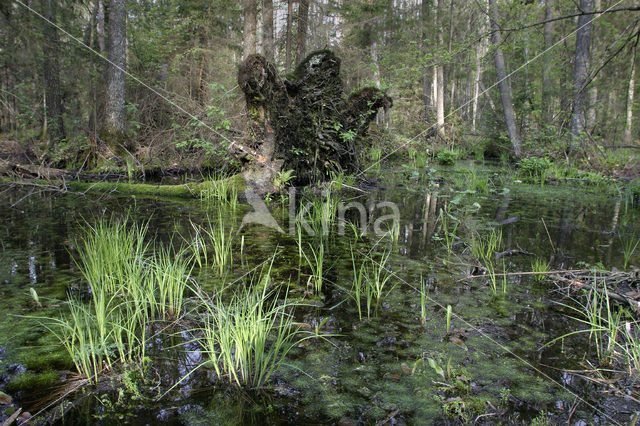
[350,245,394,319]
[301,242,325,295]
[194,261,303,389]
[531,258,550,280]
[620,233,639,270]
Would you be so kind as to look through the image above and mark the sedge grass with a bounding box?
[153,246,193,319]
[350,246,394,319]
[195,263,303,389]
[472,230,503,295]
[38,218,192,383]
[620,233,639,270]
[531,258,551,280]
[419,276,429,326]
[200,173,239,210]
[301,242,325,295]
[548,277,624,366]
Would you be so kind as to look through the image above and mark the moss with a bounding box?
[19,349,73,371]
[61,174,245,199]
[3,407,17,416]
[6,370,60,392]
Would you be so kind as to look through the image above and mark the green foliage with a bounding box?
[195,262,304,389]
[518,157,552,184]
[350,246,394,319]
[436,150,459,166]
[531,258,550,281]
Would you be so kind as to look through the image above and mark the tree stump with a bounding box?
[237,50,392,193]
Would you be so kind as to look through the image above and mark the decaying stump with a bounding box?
[237,50,392,192]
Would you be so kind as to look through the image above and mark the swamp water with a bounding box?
[0,163,639,424]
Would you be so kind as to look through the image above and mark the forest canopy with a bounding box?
[0,0,638,179]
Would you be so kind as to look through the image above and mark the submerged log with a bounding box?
[237,50,392,192]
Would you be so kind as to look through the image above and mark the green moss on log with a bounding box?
[64,174,245,198]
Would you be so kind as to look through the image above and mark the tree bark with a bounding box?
[285,0,294,72]
[435,0,445,136]
[542,0,554,124]
[296,0,310,65]
[263,0,274,62]
[41,0,66,149]
[586,0,601,132]
[101,0,127,152]
[488,0,522,158]
[472,14,488,132]
[242,0,257,59]
[624,34,638,144]
[237,51,392,191]
[569,0,594,154]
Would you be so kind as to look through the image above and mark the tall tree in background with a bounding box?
[488,0,521,158]
[624,32,639,144]
[586,0,601,131]
[41,0,66,150]
[542,0,554,124]
[243,0,257,58]
[101,0,127,151]
[569,0,594,154]
[263,0,274,62]
[296,0,310,64]
[434,0,445,136]
[285,0,294,72]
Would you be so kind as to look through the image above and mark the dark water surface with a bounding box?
[0,164,639,424]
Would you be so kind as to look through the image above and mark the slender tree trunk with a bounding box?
[285,0,294,72]
[488,0,522,157]
[586,0,601,132]
[624,34,638,144]
[472,16,488,132]
[542,0,554,124]
[421,0,430,121]
[101,0,127,150]
[41,0,66,148]
[96,0,106,53]
[296,0,310,64]
[569,0,594,154]
[435,0,445,136]
[263,0,274,62]
[242,0,257,59]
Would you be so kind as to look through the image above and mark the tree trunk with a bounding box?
[296,0,310,65]
[242,0,257,59]
[41,0,66,150]
[488,0,522,158]
[96,0,106,53]
[435,0,445,136]
[472,15,488,132]
[542,0,554,124]
[101,0,127,153]
[586,0,601,132]
[421,0,430,122]
[263,0,274,62]
[285,0,294,72]
[569,0,594,154]
[624,34,638,144]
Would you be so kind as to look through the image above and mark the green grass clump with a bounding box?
[192,210,234,275]
[195,263,303,389]
[350,246,395,319]
[472,230,503,295]
[37,218,192,383]
[200,173,239,209]
[301,241,325,295]
[531,258,551,280]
